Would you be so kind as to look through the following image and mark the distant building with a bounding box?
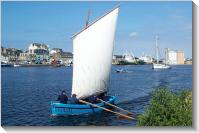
[28,43,49,54]
[1,46,7,55]
[1,46,23,62]
[165,48,185,65]
[49,48,73,65]
[166,49,177,64]
[61,52,73,64]
[49,48,63,62]
[184,58,192,65]
[1,46,8,62]
[176,51,185,64]
[1,44,73,65]
[50,48,63,54]
[18,52,30,62]
[28,43,50,63]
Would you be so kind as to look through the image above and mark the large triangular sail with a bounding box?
[71,7,119,99]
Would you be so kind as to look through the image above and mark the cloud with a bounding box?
[172,14,185,20]
[170,9,186,20]
[129,32,138,37]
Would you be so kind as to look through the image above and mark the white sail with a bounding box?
[71,7,119,99]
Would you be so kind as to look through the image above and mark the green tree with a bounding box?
[137,88,192,126]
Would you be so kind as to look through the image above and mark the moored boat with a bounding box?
[152,63,171,69]
[116,69,127,73]
[152,36,171,69]
[13,64,21,67]
[1,62,13,67]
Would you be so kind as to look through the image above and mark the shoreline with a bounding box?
[1,64,192,68]
[19,64,53,67]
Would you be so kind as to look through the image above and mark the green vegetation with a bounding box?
[137,88,192,126]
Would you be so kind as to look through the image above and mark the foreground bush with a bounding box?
[137,88,192,126]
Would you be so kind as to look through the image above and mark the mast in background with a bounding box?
[155,35,159,63]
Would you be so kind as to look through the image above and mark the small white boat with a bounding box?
[13,64,21,67]
[152,63,171,69]
[152,36,171,69]
[65,63,72,67]
[116,69,127,73]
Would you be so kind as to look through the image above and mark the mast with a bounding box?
[155,35,159,64]
[165,48,168,65]
[85,10,91,27]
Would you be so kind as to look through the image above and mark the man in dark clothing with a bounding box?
[70,94,78,104]
[57,91,68,104]
[89,95,97,103]
[98,93,106,101]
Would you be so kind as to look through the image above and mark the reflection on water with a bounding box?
[1,65,192,126]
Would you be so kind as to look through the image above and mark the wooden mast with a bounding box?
[85,10,91,28]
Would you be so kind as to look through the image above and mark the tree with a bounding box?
[137,88,192,126]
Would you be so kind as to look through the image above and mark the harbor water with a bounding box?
[1,65,192,126]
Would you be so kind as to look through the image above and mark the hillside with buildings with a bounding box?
[1,43,73,66]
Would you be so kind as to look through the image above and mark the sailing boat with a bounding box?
[152,36,171,69]
[51,6,119,115]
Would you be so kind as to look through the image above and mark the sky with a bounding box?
[1,1,192,58]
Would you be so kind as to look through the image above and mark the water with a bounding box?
[1,65,192,126]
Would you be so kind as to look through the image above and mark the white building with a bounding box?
[28,43,49,54]
[165,48,185,65]
[49,48,63,55]
[28,43,50,63]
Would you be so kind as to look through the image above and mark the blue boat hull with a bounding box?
[1,64,13,67]
[51,96,116,115]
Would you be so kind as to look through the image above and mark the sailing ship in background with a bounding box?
[122,51,136,64]
[51,6,133,119]
[116,51,145,65]
[152,36,171,69]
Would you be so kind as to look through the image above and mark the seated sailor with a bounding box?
[88,95,98,103]
[70,94,78,104]
[87,92,107,103]
[57,90,68,104]
[98,92,107,101]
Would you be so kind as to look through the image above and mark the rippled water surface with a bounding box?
[1,65,192,126]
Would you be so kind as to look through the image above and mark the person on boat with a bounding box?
[88,95,98,103]
[98,93,106,101]
[70,94,78,104]
[57,91,68,104]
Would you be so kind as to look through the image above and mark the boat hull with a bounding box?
[51,96,116,115]
[1,64,13,67]
[14,64,21,67]
[152,63,171,69]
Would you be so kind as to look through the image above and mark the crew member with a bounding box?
[70,94,78,104]
[57,91,68,104]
